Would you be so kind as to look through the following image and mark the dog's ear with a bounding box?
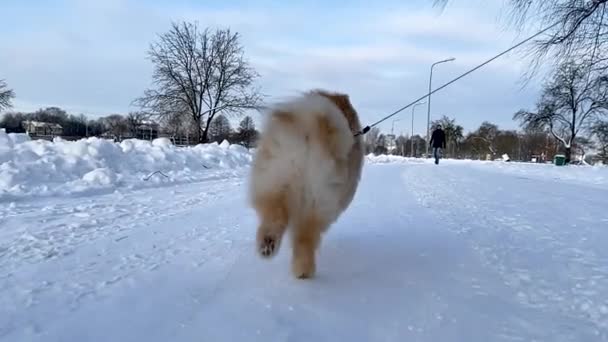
[324,93,351,114]
[312,90,359,131]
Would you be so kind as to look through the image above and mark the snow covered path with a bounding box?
[2,161,608,341]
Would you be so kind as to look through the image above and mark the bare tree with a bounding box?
[465,122,499,157]
[573,136,595,163]
[507,0,608,74]
[134,21,262,143]
[514,61,608,163]
[126,111,149,136]
[394,135,408,156]
[0,112,26,133]
[237,116,258,149]
[491,126,558,162]
[364,127,381,154]
[494,130,520,160]
[162,111,186,138]
[407,135,427,157]
[374,134,388,155]
[29,107,67,124]
[592,120,608,163]
[103,114,129,140]
[434,0,608,75]
[477,122,499,148]
[208,115,232,142]
[0,79,15,112]
[238,115,254,131]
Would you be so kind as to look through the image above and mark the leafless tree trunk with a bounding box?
[133,21,262,144]
[0,79,15,112]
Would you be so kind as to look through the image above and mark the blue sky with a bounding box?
[0,0,545,135]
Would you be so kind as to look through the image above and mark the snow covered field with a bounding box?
[2,133,608,341]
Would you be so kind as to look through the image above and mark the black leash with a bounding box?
[353,21,559,137]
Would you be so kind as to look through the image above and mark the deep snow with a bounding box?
[0,129,251,200]
[2,136,608,341]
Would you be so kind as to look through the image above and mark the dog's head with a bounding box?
[309,89,361,132]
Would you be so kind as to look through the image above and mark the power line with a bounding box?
[354,21,560,137]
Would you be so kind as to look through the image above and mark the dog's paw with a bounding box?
[292,257,315,279]
[258,234,278,258]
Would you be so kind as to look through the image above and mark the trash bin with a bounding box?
[554,154,566,166]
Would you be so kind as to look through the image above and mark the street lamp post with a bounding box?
[426,57,455,157]
[411,101,426,157]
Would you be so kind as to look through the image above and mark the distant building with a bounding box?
[100,121,160,141]
[22,120,63,138]
[133,121,159,140]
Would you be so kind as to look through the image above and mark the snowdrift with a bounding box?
[0,129,252,200]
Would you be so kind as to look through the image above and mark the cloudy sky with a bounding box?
[1,0,546,135]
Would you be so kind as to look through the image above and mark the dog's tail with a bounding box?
[266,92,355,161]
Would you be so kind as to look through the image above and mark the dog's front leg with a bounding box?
[253,191,289,258]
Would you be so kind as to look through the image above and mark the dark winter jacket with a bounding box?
[430,128,446,148]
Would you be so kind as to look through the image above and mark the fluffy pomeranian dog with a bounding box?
[248,89,364,279]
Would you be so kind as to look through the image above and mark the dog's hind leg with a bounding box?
[291,213,325,279]
[254,190,289,258]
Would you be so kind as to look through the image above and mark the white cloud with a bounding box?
[1,0,544,133]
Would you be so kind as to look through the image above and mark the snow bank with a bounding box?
[366,154,608,189]
[467,160,608,190]
[3,128,605,201]
[0,129,252,200]
[366,154,427,164]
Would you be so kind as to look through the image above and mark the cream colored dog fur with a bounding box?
[248,89,364,278]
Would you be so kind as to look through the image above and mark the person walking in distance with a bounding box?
[429,124,446,165]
